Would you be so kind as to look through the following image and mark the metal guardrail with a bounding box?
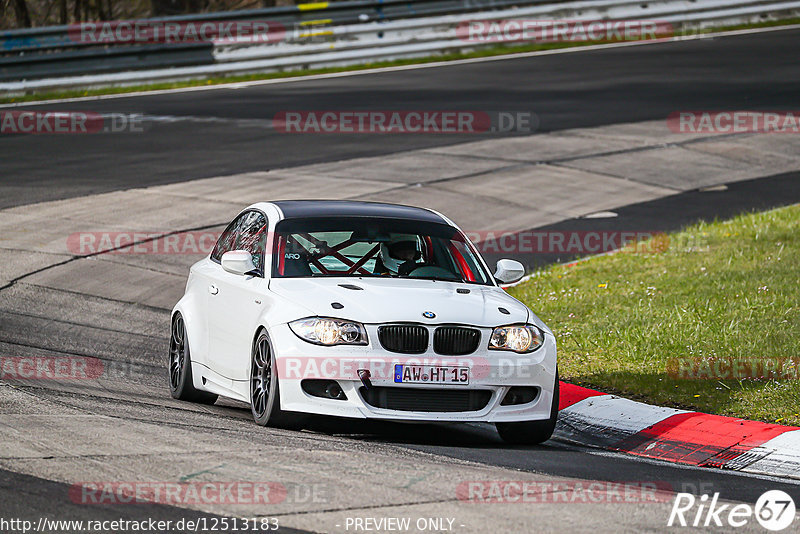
[0,0,401,51]
[0,0,553,53]
[0,0,550,82]
[1,0,798,91]
[0,43,214,80]
[214,0,800,63]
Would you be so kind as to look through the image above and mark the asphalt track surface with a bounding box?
[2,27,800,532]
[2,27,800,208]
[487,170,800,269]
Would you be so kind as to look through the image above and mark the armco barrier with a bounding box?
[0,0,542,83]
[0,42,214,81]
[1,0,799,91]
[0,0,549,55]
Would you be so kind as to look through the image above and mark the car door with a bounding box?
[206,210,269,382]
[187,214,243,370]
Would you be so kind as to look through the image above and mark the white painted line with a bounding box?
[742,430,800,479]
[2,23,799,109]
[582,211,619,219]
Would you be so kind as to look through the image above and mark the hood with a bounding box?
[269,277,530,327]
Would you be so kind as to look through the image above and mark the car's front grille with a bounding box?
[433,326,481,355]
[360,387,492,412]
[378,325,428,354]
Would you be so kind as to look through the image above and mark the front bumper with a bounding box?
[269,322,557,423]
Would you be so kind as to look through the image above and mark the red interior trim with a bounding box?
[423,236,433,260]
[277,235,286,275]
[449,242,475,282]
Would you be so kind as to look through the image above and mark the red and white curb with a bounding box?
[555,383,800,480]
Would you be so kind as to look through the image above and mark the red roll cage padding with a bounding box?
[448,241,476,282]
[276,234,286,275]
[423,236,433,260]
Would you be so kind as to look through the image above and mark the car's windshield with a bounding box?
[272,217,493,285]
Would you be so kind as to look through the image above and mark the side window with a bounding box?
[211,214,246,263]
[236,211,268,275]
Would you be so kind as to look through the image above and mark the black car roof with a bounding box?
[272,200,448,224]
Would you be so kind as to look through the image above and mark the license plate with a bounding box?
[393,364,469,385]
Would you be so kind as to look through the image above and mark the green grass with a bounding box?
[2,17,800,104]
[509,205,800,425]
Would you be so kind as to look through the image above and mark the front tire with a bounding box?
[250,330,293,428]
[496,371,559,445]
[168,312,218,404]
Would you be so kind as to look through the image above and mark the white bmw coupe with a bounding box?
[169,200,558,444]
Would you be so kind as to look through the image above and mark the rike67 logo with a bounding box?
[668,490,796,531]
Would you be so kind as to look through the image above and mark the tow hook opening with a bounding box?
[358,369,372,390]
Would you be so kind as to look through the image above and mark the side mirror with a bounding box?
[221,250,256,276]
[494,259,525,284]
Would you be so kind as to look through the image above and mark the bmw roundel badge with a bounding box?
[422,311,436,319]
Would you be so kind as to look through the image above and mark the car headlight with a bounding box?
[289,317,368,346]
[489,324,544,353]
